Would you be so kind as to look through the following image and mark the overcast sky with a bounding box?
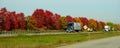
[0,0,120,23]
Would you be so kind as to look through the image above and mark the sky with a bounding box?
[0,0,120,23]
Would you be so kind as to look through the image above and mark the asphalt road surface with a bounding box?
[57,36,120,48]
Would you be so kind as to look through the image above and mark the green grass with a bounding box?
[1,30,65,34]
[0,31,120,48]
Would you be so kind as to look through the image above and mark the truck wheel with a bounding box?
[75,30,79,32]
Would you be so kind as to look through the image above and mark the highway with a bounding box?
[57,36,120,48]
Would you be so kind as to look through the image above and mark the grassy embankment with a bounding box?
[0,31,120,48]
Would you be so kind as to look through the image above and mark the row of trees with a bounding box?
[0,8,120,31]
[0,8,25,31]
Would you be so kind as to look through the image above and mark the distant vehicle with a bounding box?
[104,26,110,32]
[87,28,93,32]
[66,22,81,32]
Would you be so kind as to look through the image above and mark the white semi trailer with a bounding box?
[66,22,81,32]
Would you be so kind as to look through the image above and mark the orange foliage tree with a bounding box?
[88,19,98,31]
[60,16,67,30]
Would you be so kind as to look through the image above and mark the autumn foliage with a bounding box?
[88,19,99,31]
[0,8,119,31]
[0,8,25,31]
[31,9,61,30]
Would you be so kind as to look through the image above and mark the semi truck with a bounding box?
[66,22,81,32]
[104,26,110,32]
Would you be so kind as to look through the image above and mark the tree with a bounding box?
[95,21,99,30]
[79,17,88,30]
[99,21,105,30]
[66,15,74,23]
[32,9,45,30]
[3,12,15,31]
[0,8,7,30]
[98,22,103,31]
[114,24,120,31]
[88,19,98,31]
[16,13,26,30]
[106,22,114,30]
[60,16,67,30]
[26,16,39,30]
[44,10,53,29]
[0,15,4,30]
[0,8,26,31]
[80,17,88,26]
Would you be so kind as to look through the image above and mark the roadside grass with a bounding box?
[0,31,120,48]
[1,30,65,34]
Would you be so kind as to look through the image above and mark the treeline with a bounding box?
[0,8,120,31]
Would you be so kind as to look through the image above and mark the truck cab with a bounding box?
[104,26,110,32]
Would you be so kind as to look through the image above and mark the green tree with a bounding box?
[106,22,114,31]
